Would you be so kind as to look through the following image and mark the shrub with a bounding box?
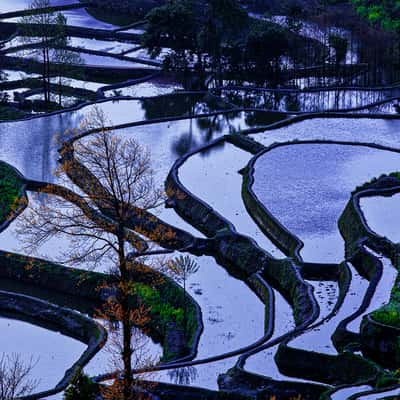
[64,371,98,400]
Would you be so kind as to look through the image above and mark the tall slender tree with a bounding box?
[20,0,60,103]
[52,13,83,106]
[18,107,165,400]
[20,0,84,105]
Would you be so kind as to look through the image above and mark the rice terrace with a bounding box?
[0,0,400,399]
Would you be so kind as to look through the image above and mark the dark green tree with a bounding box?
[142,0,198,71]
[197,0,248,85]
[352,0,400,32]
[244,22,289,86]
[143,0,248,84]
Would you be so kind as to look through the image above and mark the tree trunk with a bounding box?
[45,46,51,103]
[183,274,187,335]
[118,228,133,400]
[42,48,48,103]
[58,74,62,106]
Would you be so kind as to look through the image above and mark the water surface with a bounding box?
[253,143,400,262]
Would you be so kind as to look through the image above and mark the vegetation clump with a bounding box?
[352,0,400,32]
[0,162,24,223]
[372,284,400,328]
[372,302,400,328]
[143,0,299,86]
[64,371,99,400]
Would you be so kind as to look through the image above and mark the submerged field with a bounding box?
[1,1,400,399]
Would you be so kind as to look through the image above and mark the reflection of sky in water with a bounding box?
[224,88,399,113]
[1,1,118,30]
[252,118,400,149]
[253,144,400,262]
[330,385,373,400]
[356,387,400,400]
[291,263,367,353]
[180,143,284,257]
[361,194,400,244]
[347,256,397,333]
[0,316,85,393]
[223,88,400,114]
[0,97,257,183]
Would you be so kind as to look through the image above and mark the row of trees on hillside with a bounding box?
[142,0,291,87]
[18,0,83,106]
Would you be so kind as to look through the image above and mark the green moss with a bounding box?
[0,162,25,223]
[131,278,198,361]
[372,303,400,328]
[132,282,184,329]
[371,280,400,328]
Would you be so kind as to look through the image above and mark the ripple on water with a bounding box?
[251,118,400,149]
[252,143,400,263]
[179,143,285,258]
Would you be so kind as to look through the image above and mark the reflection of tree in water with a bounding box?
[224,90,285,110]
[20,110,76,184]
[171,113,238,158]
[284,93,300,112]
[244,110,287,126]
[167,366,198,385]
[224,90,255,108]
[140,93,208,120]
[171,131,200,158]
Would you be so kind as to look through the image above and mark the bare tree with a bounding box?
[99,306,158,400]
[20,0,60,103]
[17,106,166,400]
[167,255,199,335]
[0,353,38,400]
